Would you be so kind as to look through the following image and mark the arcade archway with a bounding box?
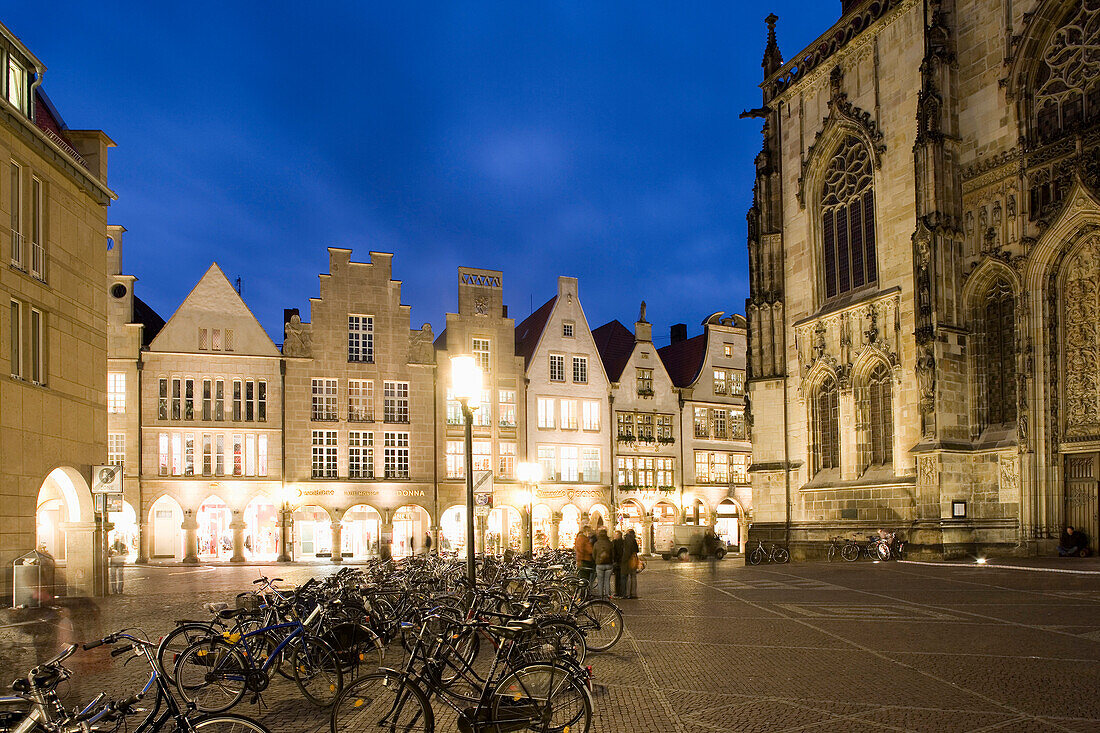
[393,505,430,557]
[341,504,382,558]
[244,496,279,560]
[488,505,522,554]
[149,495,183,560]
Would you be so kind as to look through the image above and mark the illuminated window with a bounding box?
[813,377,840,474]
[107,372,126,413]
[473,338,491,372]
[312,430,337,478]
[348,379,374,422]
[348,431,373,479]
[549,354,565,382]
[312,378,338,421]
[384,432,409,479]
[108,433,125,467]
[384,381,409,423]
[348,314,374,363]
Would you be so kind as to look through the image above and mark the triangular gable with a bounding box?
[149,263,279,356]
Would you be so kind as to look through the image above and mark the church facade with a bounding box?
[745,0,1100,557]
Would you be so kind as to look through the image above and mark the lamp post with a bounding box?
[517,462,542,556]
[450,355,483,590]
[276,484,292,563]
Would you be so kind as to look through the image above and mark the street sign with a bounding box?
[474,492,494,508]
[94,493,124,513]
[91,465,122,494]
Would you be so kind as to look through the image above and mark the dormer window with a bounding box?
[7,56,26,114]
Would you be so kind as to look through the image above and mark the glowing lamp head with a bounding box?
[450,355,483,407]
[517,462,543,484]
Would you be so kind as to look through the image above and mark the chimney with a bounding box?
[670,324,687,344]
[283,308,300,341]
[106,224,125,276]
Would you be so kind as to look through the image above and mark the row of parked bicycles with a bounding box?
[825,531,906,562]
[3,551,621,733]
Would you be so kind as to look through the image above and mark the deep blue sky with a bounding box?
[8,2,838,346]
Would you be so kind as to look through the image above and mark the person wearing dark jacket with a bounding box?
[620,529,640,599]
[1059,526,1090,557]
[592,529,614,598]
[611,531,624,598]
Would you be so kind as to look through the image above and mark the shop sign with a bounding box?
[295,487,427,500]
[535,486,607,501]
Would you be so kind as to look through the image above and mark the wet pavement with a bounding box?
[2,558,1099,732]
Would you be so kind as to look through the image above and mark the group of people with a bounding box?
[573,525,641,599]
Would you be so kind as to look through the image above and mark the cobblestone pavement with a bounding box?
[2,559,1100,732]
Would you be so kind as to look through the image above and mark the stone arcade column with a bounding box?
[330,521,343,563]
[641,517,653,555]
[137,520,150,564]
[181,512,199,564]
[522,511,532,554]
[549,512,561,549]
[429,525,440,554]
[230,515,246,563]
[59,521,99,596]
[381,520,394,559]
[475,515,487,554]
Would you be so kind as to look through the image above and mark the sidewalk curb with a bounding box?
[899,559,1100,575]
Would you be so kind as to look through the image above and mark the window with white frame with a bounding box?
[636,368,653,395]
[245,434,256,476]
[258,434,268,477]
[446,440,465,479]
[694,407,709,438]
[384,432,410,479]
[215,434,225,476]
[7,57,27,113]
[348,314,374,363]
[244,380,254,421]
[637,413,654,440]
[561,399,578,429]
[731,453,748,483]
[29,177,42,279]
[108,433,125,467]
[383,381,409,423]
[562,321,574,338]
[184,378,195,420]
[657,414,673,440]
[231,379,241,421]
[232,434,243,476]
[158,433,169,476]
[257,381,267,422]
[723,343,733,358]
[348,379,374,422]
[349,431,374,479]
[10,162,22,268]
[202,434,212,476]
[560,446,579,481]
[171,433,182,476]
[616,412,633,439]
[538,445,556,481]
[572,356,587,383]
[202,379,212,420]
[472,441,492,473]
[473,338,491,372]
[498,390,516,427]
[582,401,600,431]
[215,380,225,421]
[537,398,555,429]
[731,410,746,440]
[499,442,516,478]
[312,430,338,478]
[731,371,745,395]
[446,389,462,425]
[312,378,338,421]
[9,300,20,378]
[107,372,126,413]
[29,308,42,384]
[712,409,727,440]
[581,448,599,482]
[713,370,727,395]
[474,389,492,427]
[549,354,565,382]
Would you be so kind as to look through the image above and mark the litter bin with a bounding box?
[13,550,53,608]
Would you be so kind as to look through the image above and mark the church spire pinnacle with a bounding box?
[762,13,783,79]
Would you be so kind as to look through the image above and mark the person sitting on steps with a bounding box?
[1058,526,1090,557]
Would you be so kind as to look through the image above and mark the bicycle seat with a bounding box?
[487,618,538,639]
[215,607,250,620]
[526,593,550,603]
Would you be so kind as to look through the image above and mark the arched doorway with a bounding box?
[715,499,741,550]
[684,498,708,526]
[618,500,644,539]
[197,497,232,560]
[244,496,278,560]
[488,506,521,554]
[342,504,382,558]
[393,505,430,557]
[107,501,138,560]
[653,501,678,526]
[36,497,67,561]
[439,505,466,554]
[532,504,552,550]
[559,505,581,549]
[149,495,183,560]
[35,467,96,596]
[293,505,332,559]
[588,503,610,531]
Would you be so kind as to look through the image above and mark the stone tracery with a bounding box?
[1062,237,1100,438]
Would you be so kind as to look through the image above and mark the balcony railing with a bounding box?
[347,408,374,422]
[312,408,338,421]
[694,426,709,438]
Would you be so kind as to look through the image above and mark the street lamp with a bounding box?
[517,462,542,556]
[276,484,292,563]
[451,355,483,591]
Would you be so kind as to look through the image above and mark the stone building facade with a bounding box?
[1,21,116,597]
[744,0,1100,557]
[433,268,528,554]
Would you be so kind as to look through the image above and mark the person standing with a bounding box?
[611,530,624,598]
[108,538,127,594]
[620,528,640,599]
[424,532,433,555]
[574,524,594,584]
[593,528,613,599]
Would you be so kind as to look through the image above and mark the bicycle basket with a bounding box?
[235,592,262,612]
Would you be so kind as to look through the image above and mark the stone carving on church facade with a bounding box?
[794,291,901,392]
[1062,236,1100,439]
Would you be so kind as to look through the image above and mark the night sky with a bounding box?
[7,2,838,345]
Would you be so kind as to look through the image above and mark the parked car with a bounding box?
[654,524,727,561]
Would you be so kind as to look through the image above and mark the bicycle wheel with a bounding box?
[840,543,860,562]
[531,619,586,664]
[323,622,384,676]
[747,548,764,565]
[291,635,344,707]
[773,547,790,564]
[490,662,592,733]
[175,638,248,714]
[575,600,624,652]
[158,622,216,686]
[188,713,274,733]
[875,543,891,561]
[330,670,433,733]
[826,544,836,562]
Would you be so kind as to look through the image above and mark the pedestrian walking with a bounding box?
[108,538,127,594]
[621,528,640,599]
[424,532,433,555]
[593,528,613,598]
[574,525,594,584]
[611,530,624,598]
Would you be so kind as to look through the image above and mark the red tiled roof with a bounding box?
[592,320,635,383]
[514,295,557,368]
[658,332,707,388]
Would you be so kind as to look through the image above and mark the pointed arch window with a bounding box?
[858,363,893,472]
[1033,2,1100,143]
[978,278,1016,429]
[812,376,840,474]
[821,137,876,299]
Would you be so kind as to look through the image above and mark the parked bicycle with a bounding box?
[825,536,860,562]
[747,540,790,565]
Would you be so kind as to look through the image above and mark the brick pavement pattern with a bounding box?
[2,559,1099,732]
